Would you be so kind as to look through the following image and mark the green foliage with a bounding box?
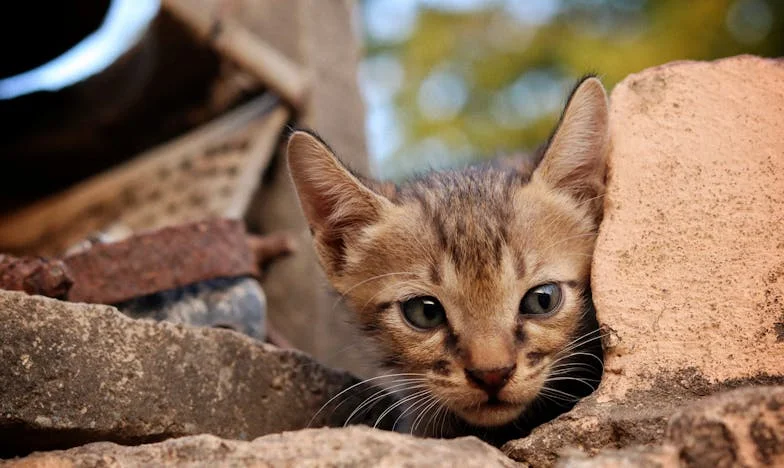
[361,0,784,179]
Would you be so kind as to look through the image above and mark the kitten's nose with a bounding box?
[465,364,516,395]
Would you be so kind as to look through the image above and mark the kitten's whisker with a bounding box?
[547,366,599,377]
[390,392,435,432]
[424,400,445,437]
[549,351,605,370]
[557,327,603,351]
[544,376,599,392]
[411,396,440,435]
[555,333,609,358]
[439,398,452,439]
[409,395,438,435]
[342,380,429,427]
[422,399,444,436]
[554,328,608,356]
[539,386,582,403]
[549,361,600,371]
[537,392,570,406]
[375,389,431,429]
[541,386,582,399]
[550,358,602,368]
[308,372,429,428]
[391,392,427,432]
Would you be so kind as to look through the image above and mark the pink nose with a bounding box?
[465,365,516,395]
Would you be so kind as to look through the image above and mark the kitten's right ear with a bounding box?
[533,76,609,202]
[287,130,388,274]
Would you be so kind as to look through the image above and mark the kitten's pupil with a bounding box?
[423,299,438,319]
[537,293,551,309]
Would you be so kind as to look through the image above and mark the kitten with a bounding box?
[287,76,608,445]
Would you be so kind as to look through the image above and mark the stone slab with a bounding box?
[0,291,361,457]
[1,427,520,468]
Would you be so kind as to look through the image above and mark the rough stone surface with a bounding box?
[0,291,378,457]
[505,55,784,465]
[1,427,520,468]
[666,385,784,468]
[594,54,784,398]
[554,386,784,468]
[117,276,267,340]
[557,446,680,468]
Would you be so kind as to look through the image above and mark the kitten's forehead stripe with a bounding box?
[429,263,442,285]
[402,165,518,278]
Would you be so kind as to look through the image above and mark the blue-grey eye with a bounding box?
[519,283,562,316]
[401,296,446,330]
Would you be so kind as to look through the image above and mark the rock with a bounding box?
[666,385,784,468]
[117,277,267,340]
[505,55,784,464]
[1,427,520,468]
[554,386,784,468]
[557,446,680,468]
[0,291,398,457]
[594,54,784,398]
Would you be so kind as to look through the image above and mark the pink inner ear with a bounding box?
[287,130,387,273]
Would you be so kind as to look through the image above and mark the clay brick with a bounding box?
[64,219,259,304]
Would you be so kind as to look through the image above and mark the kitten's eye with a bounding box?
[519,283,562,316]
[401,296,446,330]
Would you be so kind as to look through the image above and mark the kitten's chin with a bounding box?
[454,401,524,427]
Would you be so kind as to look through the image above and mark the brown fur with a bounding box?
[287,77,609,442]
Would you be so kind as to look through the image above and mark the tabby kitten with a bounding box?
[287,76,608,445]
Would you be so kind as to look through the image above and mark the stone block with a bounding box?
[0,291,359,457]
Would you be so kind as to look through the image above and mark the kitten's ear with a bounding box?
[533,76,609,201]
[287,130,388,274]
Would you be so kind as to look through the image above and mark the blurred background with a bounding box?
[357,0,784,178]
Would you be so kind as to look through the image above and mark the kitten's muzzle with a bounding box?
[464,364,516,396]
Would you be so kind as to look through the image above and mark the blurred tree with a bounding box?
[359,0,783,179]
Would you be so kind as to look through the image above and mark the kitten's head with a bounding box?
[287,77,609,429]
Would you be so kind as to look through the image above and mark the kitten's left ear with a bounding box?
[533,76,609,201]
[287,130,390,276]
